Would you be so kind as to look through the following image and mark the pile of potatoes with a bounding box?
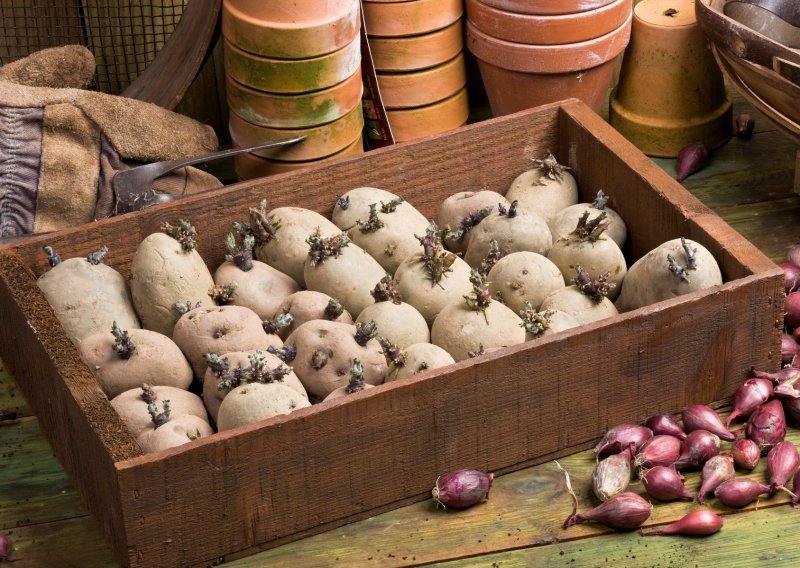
[36,152,723,454]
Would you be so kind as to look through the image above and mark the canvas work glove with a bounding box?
[0,45,222,240]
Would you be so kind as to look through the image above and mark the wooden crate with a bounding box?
[0,99,783,567]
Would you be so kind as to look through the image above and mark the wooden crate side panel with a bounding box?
[0,254,136,565]
[114,273,777,567]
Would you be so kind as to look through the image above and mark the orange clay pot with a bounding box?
[609,0,732,157]
[224,35,360,93]
[229,104,364,162]
[466,16,631,115]
[466,0,631,45]
[233,137,364,181]
[225,69,363,128]
[386,87,469,142]
[378,52,466,108]
[222,0,360,59]
[369,20,463,71]
[363,0,463,37]
[480,0,616,15]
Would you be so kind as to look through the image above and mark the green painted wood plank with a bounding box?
[714,198,800,263]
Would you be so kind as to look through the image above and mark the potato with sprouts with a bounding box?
[505,151,579,224]
[382,340,456,382]
[518,304,581,341]
[356,276,429,349]
[324,359,375,400]
[111,383,209,439]
[272,291,353,340]
[549,189,627,248]
[437,190,510,254]
[539,266,619,325]
[135,398,214,454]
[487,250,565,314]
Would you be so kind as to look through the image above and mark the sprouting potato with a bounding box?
[110,384,209,439]
[272,290,354,340]
[539,266,619,325]
[505,151,579,224]
[135,399,214,454]
[356,276,430,349]
[383,342,456,382]
[487,251,565,314]
[437,190,510,254]
[549,190,627,248]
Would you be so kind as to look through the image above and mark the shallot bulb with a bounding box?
[781,335,799,366]
[682,404,735,442]
[784,398,800,425]
[714,478,771,508]
[780,263,800,294]
[432,468,494,509]
[731,439,761,470]
[751,366,800,386]
[635,435,682,471]
[675,430,721,470]
[746,399,787,450]
[788,242,800,268]
[726,378,773,427]
[676,141,709,182]
[641,466,692,501]
[644,414,686,440]
[766,440,799,498]
[792,468,800,507]
[786,292,800,329]
[696,454,735,505]
[735,113,755,139]
[640,509,723,536]
[593,446,633,501]
[594,424,653,459]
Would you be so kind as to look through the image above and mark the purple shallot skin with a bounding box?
[432,469,494,510]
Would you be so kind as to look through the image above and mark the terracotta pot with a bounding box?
[229,104,364,162]
[387,87,469,141]
[224,35,360,93]
[609,0,732,157]
[363,0,463,37]
[480,0,616,15]
[222,0,360,59]
[225,69,363,129]
[233,137,364,181]
[369,20,463,71]
[466,16,631,115]
[378,52,466,108]
[467,0,632,45]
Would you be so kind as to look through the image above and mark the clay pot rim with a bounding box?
[387,88,469,142]
[369,20,464,72]
[235,136,364,168]
[225,67,362,104]
[363,0,464,38]
[466,0,632,45]
[224,36,358,65]
[466,14,632,73]
[387,85,468,114]
[479,0,617,15]
[378,51,465,80]
[223,0,357,29]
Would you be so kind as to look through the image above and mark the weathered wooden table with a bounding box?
[1,93,799,567]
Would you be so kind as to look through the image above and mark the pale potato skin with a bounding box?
[172,305,282,378]
[213,259,300,320]
[487,252,565,314]
[430,300,526,362]
[202,350,308,422]
[303,241,387,318]
[216,382,311,432]
[332,187,404,231]
[464,208,553,268]
[349,206,429,276]
[546,236,627,301]
[549,204,627,249]
[386,343,455,382]
[524,309,581,341]
[324,382,375,401]
[505,168,579,224]
[136,414,214,454]
[617,238,723,312]
[274,290,353,340]
[253,207,340,287]
[111,386,209,439]
[356,301,430,349]
[284,320,388,400]
[37,258,140,346]
[129,232,215,336]
[394,251,473,327]
[79,327,193,399]
[539,286,619,325]
[437,191,510,254]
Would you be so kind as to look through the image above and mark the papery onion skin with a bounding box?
[697,454,735,505]
[432,469,494,510]
[751,366,800,386]
[563,492,652,530]
[594,424,653,459]
[645,414,686,440]
[787,242,800,270]
[682,405,735,442]
[732,439,761,470]
[726,378,773,427]
[746,399,787,451]
[635,435,682,470]
[641,465,692,502]
[640,509,723,536]
[714,478,771,508]
[593,446,633,502]
[779,263,800,294]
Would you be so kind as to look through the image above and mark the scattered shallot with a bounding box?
[746,399,787,450]
[432,468,494,510]
[726,378,773,427]
[676,141,709,182]
[593,445,633,501]
[675,430,721,470]
[640,509,723,536]
[594,424,653,459]
[751,366,800,386]
[696,454,735,504]
[731,439,761,470]
[682,405,735,442]
[766,440,799,498]
[645,414,686,440]
[735,113,755,139]
[714,478,771,508]
[780,263,800,294]
[635,435,682,470]
[641,466,692,501]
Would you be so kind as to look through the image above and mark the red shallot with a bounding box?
[781,335,799,366]
[432,468,494,509]
[735,113,755,139]
[714,478,771,508]
[645,414,686,440]
[726,378,773,427]
[751,366,800,386]
[594,424,653,459]
[746,399,787,450]
[641,466,692,501]
[640,509,723,536]
[593,445,633,501]
[682,405,735,442]
[766,440,799,498]
[788,242,800,270]
[675,430,721,470]
[731,439,761,470]
[785,291,800,329]
[635,435,682,470]
[696,454,735,504]
[785,398,800,424]
[780,263,800,294]
[0,533,9,562]
[676,141,709,182]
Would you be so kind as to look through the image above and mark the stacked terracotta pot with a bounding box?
[222,0,364,180]
[363,0,470,142]
[466,0,633,116]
